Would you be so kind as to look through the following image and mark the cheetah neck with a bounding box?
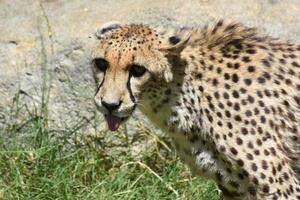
[138,53,199,132]
[138,78,176,130]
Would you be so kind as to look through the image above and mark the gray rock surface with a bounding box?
[0,0,300,148]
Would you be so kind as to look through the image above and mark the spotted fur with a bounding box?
[92,21,300,200]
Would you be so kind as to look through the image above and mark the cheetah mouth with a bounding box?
[104,114,128,131]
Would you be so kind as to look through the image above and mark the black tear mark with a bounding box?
[95,71,106,95]
[127,74,136,103]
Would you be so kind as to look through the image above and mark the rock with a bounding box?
[1,0,300,150]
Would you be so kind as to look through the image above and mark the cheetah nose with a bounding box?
[101,100,122,113]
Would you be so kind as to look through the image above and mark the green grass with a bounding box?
[0,119,221,200]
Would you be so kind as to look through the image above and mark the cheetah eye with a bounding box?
[129,64,147,77]
[94,58,108,72]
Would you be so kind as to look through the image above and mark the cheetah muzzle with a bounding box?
[92,20,300,199]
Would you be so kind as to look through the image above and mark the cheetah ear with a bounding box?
[150,59,173,83]
[95,21,122,39]
[154,28,191,82]
[157,29,191,54]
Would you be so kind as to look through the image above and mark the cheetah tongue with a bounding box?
[105,114,122,131]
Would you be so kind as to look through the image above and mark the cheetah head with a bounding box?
[92,21,190,131]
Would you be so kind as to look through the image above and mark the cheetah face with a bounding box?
[92,22,190,131]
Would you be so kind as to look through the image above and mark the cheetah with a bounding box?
[92,20,300,200]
